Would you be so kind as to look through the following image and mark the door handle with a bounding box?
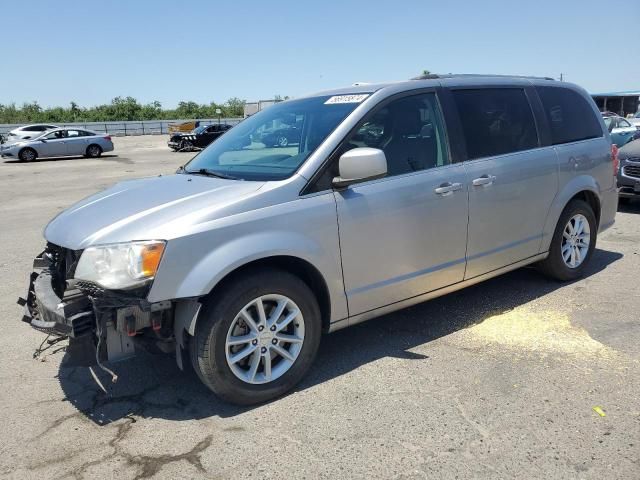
[434,182,463,196]
[472,175,495,187]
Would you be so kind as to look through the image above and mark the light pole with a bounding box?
[216,108,222,125]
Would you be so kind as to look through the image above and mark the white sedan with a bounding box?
[5,124,59,143]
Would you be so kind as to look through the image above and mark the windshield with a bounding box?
[193,125,207,134]
[183,95,366,180]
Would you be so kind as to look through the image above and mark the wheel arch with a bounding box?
[86,143,102,154]
[540,176,602,252]
[18,146,38,160]
[202,255,332,333]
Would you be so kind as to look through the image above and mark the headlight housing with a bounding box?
[74,241,166,290]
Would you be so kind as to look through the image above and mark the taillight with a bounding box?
[611,144,619,175]
[104,135,112,141]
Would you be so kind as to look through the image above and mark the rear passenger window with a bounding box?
[452,88,538,160]
[536,86,603,145]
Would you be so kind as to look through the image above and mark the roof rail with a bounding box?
[411,73,556,81]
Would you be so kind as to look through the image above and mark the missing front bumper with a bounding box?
[19,248,175,368]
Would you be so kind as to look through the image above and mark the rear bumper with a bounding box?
[599,186,618,234]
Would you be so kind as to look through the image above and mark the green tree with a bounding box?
[225,97,245,117]
[0,97,248,124]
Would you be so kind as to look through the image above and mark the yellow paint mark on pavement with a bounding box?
[459,307,612,358]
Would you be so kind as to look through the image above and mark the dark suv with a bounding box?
[618,140,640,202]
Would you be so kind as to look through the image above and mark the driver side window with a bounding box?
[44,130,65,140]
[348,93,449,176]
[310,93,449,192]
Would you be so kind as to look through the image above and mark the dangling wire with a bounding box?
[94,312,118,383]
[33,334,68,360]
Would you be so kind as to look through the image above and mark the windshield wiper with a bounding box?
[185,168,237,180]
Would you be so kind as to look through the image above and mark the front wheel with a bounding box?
[19,147,37,162]
[538,199,597,281]
[190,269,322,405]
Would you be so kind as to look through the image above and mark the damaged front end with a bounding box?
[19,243,176,376]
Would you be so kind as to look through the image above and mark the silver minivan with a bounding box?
[21,75,618,405]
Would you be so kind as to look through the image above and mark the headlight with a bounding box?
[74,241,166,289]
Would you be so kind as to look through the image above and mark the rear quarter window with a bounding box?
[535,86,603,145]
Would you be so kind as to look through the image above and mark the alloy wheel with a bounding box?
[225,294,305,385]
[561,213,590,268]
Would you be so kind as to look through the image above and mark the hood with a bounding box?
[619,139,640,160]
[45,174,265,249]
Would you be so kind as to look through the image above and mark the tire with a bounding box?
[86,144,102,158]
[18,147,37,162]
[190,269,322,405]
[538,199,597,281]
[180,140,193,151]
[276,135,288,147]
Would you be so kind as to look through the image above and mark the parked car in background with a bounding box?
[259,124,301,147]
[629,112,640,129]
[20,75,616,405]
[168,124,233,151]
[0,128,113,161]
[603,115,639,147]
[617,138,640,202]
[6,124,59,143]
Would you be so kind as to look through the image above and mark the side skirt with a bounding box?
[328,252,548,333]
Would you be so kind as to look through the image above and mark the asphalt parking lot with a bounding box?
[0,136,638,479]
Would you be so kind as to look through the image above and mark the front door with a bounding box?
[449,87,558,279]
[39,130,69,157]
[334,92,469,315]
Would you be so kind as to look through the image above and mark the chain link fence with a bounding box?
[0,118,244,137]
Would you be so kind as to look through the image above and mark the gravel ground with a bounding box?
[0,136,638,479]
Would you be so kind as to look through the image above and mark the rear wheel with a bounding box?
[86,144,102,158]
[276,135,289,147]
[538,199,597,281]
[19,147,37,162]
[190,269,321,405]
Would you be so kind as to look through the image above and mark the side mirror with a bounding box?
[332,147,387,189]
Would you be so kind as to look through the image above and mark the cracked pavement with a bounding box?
[1,136,639,479]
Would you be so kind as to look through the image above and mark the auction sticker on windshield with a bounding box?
[325,94,370,104]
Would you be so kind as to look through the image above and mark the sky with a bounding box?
[2,0,638,108]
